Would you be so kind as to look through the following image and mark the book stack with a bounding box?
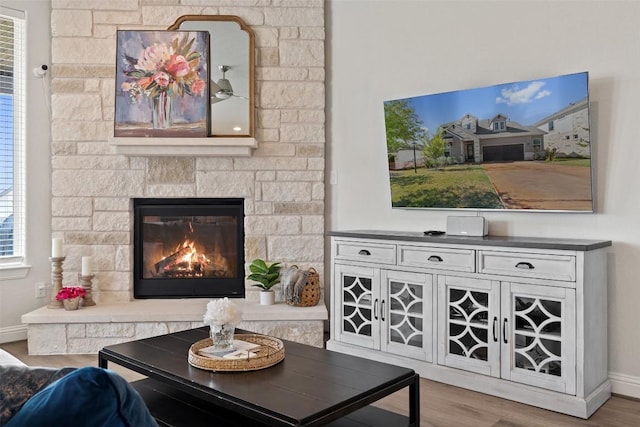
[198,339,261,360]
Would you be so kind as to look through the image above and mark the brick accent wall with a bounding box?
[50,1,325,303]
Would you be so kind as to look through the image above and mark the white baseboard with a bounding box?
[0,324,27,344]
[609,372,640,399]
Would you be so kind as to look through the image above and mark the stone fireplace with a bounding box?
[46,2,326,304]
[22,2,328,355]
[133,198,245,299]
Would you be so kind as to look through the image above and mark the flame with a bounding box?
[179,240,205,274]
[150,233,232,279]
[155,239,210,277]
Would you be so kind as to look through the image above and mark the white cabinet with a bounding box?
[478,250,576,281]
[334,264,434,362]
[438,276,575,394]
[327,231,611,419]
[501,281,576,394]
[335,264,379,349]
[437,275,500,377]
[383,269,433,361]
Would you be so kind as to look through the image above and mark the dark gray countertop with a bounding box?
[328,230,612,251]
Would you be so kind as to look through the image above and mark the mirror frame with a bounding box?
[168,15,255,138]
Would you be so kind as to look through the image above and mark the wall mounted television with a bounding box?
[383,71,594,212]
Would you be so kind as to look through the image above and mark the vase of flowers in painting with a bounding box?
[152,91,172,129]
[117,31,207,135]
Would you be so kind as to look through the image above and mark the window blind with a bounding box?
[0,7,25,261]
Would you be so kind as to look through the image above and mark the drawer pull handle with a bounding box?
[373,299,379,320]
[358,249,371,256]
[428,255,443,262]
[493,317,498,342]
[381,300,385,322]
[515,262,535,270]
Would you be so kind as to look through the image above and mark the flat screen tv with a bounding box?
[383,71,594,212]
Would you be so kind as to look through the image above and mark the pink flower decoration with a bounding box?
[137,76,153,89]
[165,55,190,78]
[120,34,205,102]
[191,79,205,96]
[56,286,87,301]
[153,71,171,88]
[136,43,171,73]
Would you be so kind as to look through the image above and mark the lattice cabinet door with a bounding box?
[500,282,576,394]
[334,264,381,349]
[381,270,434,362]
[437,275,501,377]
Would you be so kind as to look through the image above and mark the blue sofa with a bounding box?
[0,349,158,427]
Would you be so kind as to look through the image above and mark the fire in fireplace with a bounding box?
[133,198,245,299]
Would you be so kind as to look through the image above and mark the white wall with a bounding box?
[327,0,640,397]
[0,0,52,342]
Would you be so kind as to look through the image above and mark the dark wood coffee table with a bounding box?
[98,327,420,426]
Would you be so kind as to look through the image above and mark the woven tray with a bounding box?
[188,334,285,372]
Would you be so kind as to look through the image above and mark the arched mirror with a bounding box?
[168,15,254,137]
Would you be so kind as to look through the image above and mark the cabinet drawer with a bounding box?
[334,240,396,265]
[478,251,576,282]
[398,245,475,272]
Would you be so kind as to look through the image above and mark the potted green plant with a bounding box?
[247,259,281,305]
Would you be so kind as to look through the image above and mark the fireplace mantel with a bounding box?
[22,299,327,354]
[109,136,258,157]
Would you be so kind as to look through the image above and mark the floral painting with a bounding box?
[115,30,209,137]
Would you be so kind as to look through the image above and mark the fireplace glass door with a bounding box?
[133,198,245,299]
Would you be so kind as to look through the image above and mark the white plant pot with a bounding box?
[259,290,275,305]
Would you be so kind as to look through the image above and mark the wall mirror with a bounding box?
[168,15,255,137]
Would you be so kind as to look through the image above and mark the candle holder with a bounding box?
[78,273,96,306]
[47,256,66,309]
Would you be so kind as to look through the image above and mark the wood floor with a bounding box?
[2,340,639,427]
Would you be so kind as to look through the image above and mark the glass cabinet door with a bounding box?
[438,275,501,377]
[334,264,380,349]
[501,282,576,394]
[382,270,433,362]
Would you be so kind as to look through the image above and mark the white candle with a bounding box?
[81,256,92,276]
[52,238,63,258]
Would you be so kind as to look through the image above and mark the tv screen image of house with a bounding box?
[383,71,593,212]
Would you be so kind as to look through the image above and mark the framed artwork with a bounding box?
[115,30,210,137]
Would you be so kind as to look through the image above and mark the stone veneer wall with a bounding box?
[50,1,325,303]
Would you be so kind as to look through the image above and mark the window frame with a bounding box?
[0,5,28,277]
[533,138,542,151]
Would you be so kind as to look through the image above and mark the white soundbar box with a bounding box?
[446,216,488,237]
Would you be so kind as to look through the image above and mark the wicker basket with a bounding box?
[188,334,284,372]
[286,267,321,307]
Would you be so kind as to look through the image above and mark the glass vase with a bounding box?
[210,323,235,351]
[152,91,172,129]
